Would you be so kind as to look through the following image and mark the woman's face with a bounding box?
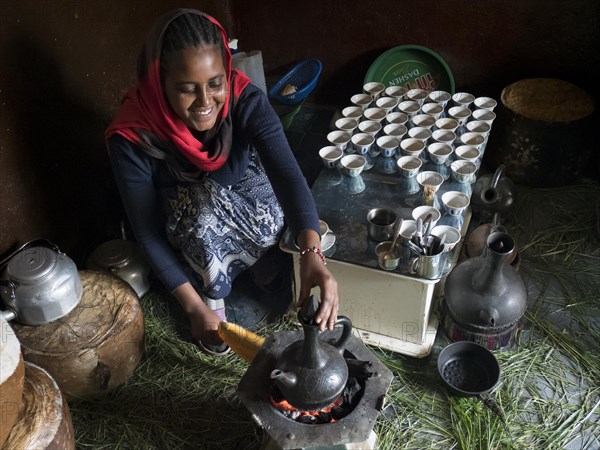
[163,46,228,132]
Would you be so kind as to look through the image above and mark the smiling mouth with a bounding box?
[190,108,213,119]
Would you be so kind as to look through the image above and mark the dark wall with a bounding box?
[1,0,598,262]
[0,0,233,263]
[232,0,600,104]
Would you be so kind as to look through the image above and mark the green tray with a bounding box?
[364,44,455,93]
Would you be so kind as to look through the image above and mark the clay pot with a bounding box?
[270,295,352,410]
[444,231,527,350]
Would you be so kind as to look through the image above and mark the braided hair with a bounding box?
[160,13,225,72]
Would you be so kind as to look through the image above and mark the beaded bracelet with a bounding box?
[300,246,327,265]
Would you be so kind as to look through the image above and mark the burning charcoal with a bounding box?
[316,411,332,424]
[344,378,363,407]
[345,358,374,379]
[331,405,347,421]
[298,414,317,424]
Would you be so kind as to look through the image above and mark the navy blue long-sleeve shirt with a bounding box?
[108,84,319,293]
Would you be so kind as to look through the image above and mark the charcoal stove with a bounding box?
[237,326,393,450]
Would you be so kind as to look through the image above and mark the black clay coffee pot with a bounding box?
[270,295,352,410]
[444,231,527,349]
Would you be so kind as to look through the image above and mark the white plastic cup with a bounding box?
[431,129,457,146]
[421,102,444,119]
[452,92,475,108]
[455,145,481,164]
[351,93,373,110]
[398,100,421,119]
[385,112,409,126]
[363,107,387,123]
[400,138,426,158]
[358,119,382,138]
[434,118,459,132]
[427,142,453,164]
[376,135,401,158]
[397,156,422,178]
[319,146,344,169]
[408,126,433,142]
[466,120,492,135]
[427,90,452,108]
[411,114,436,130]
[471,109,496,125]
[448,106,472,126]
[335,117,359,134]
[383,123,408,140]
[376,96,399,113]
[458,132,486,151]
[351,132,375,155]
[363,82,385,100]
[431,225,461,251]
[399,219,418,240]
[319,220,331,236]
[342,106,364,120]
[407,88,429,106]
[474,96,497,111]
[327,130,352,152]
[412,205,441,227]
[384,85,407,101]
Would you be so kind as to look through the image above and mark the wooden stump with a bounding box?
[0,316,24,447]
[1,362,75,450]
[14,270,145,399]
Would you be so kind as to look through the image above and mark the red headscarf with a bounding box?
[105,9,251,172]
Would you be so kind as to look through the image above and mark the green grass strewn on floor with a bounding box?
[70,180,600,450]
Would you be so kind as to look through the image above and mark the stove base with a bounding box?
[260,429,377,450]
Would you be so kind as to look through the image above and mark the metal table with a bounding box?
[281,153,473,357]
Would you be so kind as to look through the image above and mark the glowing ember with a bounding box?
[270,394,346,424]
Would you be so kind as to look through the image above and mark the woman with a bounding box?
[105,9,339,355]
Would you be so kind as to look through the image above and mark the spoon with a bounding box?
[412,218,423,246]
[422,213,433,244]
[384,219,403,261]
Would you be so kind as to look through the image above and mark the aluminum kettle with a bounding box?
[0,239,83,325]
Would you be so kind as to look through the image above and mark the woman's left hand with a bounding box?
[296,230,339,331]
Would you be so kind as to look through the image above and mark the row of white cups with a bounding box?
[320,84,498,180]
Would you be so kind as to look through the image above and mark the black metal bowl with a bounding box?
[437,341,500,397]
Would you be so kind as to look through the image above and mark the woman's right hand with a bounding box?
[174,283,223,345]
[296,229,340,332]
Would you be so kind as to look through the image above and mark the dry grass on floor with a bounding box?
[70,180,600,450]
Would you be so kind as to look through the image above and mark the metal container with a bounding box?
[86,239,152,297]
[0,240,82,325]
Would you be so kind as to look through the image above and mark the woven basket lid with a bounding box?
[501,78,595,123]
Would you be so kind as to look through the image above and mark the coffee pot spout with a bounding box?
[270,369,297,389]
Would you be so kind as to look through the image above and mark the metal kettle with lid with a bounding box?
[270,295,352,411]
[0,239,82,325]
[470,165,517,222]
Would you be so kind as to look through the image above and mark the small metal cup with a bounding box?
[367,208,397,242]
[408,246,445,279]
[375,241,400,271]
